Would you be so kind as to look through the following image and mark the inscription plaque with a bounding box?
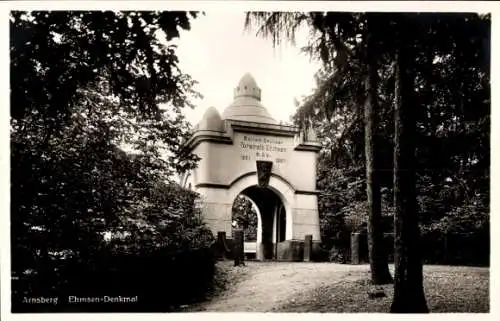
[239,134,288,164]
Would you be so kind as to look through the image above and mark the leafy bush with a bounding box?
[11,162,216,312]
[12,178,216,312]
[11,111,215,312]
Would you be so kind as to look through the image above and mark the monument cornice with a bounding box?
[194,171,320,196]
[294,190,321,195]
[293,143,322,153]
[195,182,320,195]
[229,171,295,192]
[228,119,299,137]
[181,130,233,154]
[181,119,314,153]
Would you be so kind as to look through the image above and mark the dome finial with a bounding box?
[234,72,261,101]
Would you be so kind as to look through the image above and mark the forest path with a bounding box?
[190,261,370,312]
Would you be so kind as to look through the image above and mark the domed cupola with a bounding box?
[197,106,224,132]
[221,73,277,125]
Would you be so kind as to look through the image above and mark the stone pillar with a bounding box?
[234,229,244,266]
[260,200,275,260]
[256,243,265,261]
[215,231,228,259]
[217,231,226,243]
[303,234,312,262]
[351,232,360,265]
[272,205,278,259]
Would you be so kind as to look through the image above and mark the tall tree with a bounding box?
[389,12,490,312]
[390,17,428,313]
[10,11,201,148]
[10,11,205,306]
[363,15,393,284]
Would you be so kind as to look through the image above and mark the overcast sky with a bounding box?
[173,11,321,126]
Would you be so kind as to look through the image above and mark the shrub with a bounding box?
[11,142,216,312]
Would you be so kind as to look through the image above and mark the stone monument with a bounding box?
[180,73,322,261]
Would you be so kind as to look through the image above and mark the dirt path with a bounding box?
[193,262,370,312]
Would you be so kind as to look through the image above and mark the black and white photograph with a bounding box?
[2,0,495,318]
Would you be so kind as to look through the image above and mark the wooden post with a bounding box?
[304,234,312,262]
[351,232,360,265]
[275,205,279,261]
[444,232,448,264]
[234,229,244,266]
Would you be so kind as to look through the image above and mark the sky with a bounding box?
[172,11,322,126]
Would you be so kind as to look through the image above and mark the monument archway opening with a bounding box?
[231,186,287,260]
[180,73,322,261]
[230,193,258,258]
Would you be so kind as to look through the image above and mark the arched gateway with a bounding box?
[180,73,321,261]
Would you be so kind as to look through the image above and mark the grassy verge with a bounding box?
[273,266,489,313]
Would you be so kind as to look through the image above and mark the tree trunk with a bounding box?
[364,20,393,285]
[390,43,429,313]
